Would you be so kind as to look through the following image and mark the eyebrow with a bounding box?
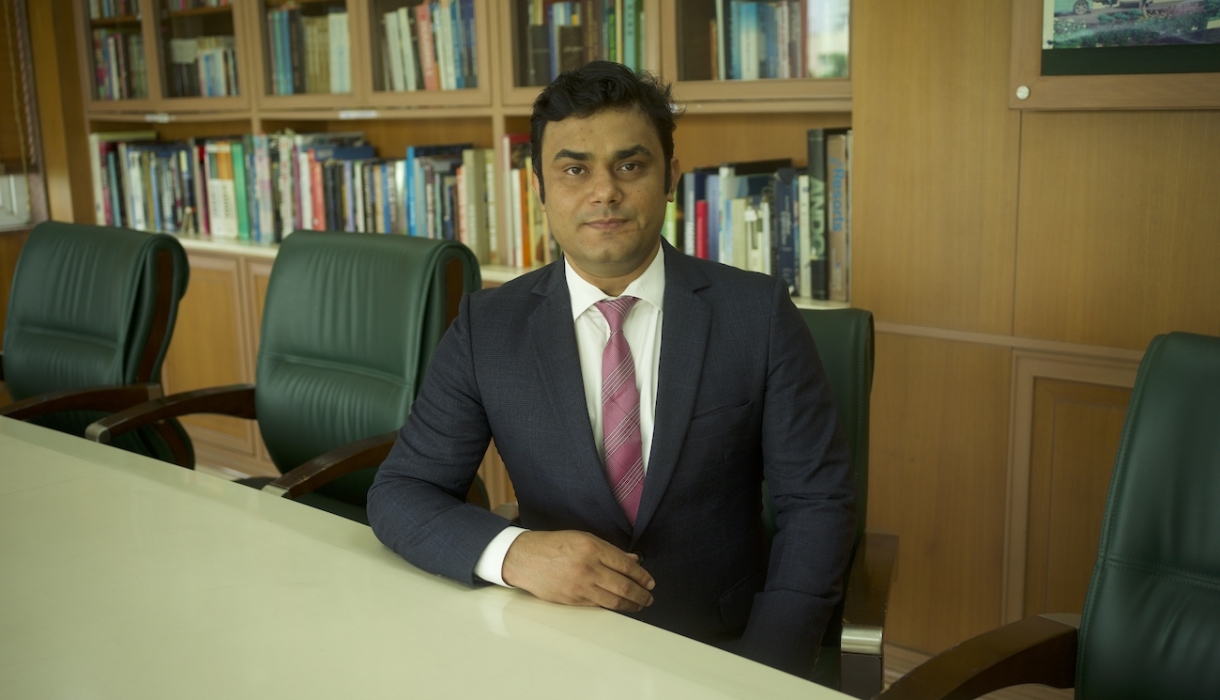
[552,144,653,162]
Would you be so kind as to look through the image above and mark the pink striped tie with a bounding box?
[596,296,644,526]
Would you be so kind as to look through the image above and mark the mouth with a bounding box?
[584,218,629,231]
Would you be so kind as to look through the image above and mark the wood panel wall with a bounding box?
[1023,379,1129,618]
[27,0,89,223]
[853,0,1220,654]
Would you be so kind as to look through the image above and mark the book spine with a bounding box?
[797,173,811,298]
[774,174,796,295]
[484,156,498,264]
[694,199,708,259]
[807,128,829,300]
[826,132,848,301]
[415,4,439,90]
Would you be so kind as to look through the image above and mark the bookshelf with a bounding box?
[72,0,855,483]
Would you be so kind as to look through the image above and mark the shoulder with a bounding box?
[668,250,785,315]
[460,261,561,332]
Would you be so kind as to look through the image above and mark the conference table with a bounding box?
[0,416,854,699]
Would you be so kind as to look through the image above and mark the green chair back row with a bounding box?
[250,231,481,518]
[2,222,191,462]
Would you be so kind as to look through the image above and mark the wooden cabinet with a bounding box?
[76,1,854,287]
[161,242,277,477]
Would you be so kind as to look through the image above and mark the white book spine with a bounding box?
[385,12,405,91]
[797,173,812,298]
[397,8,418,92]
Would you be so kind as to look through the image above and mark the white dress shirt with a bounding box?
[473,248,667,586]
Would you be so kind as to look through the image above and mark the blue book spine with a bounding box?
[549,3,564,81]
[623,0,637,70]
[705,174,720,263]
[405,146,417,236]
[760,3,777,79]
[343,161,354,231]
[729,1,742,80]
[450,0,463,89]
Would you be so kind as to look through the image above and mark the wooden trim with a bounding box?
[1001,352,1139,625]
[875,321,1145,363]
[1008,0,1220,111]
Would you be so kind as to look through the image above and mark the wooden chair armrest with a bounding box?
[875,614,1080,700]
[86,384,257,444]
[262,431,397,500]
[843,529,899,656]
[491,501,520,522]
[0,384,164,421]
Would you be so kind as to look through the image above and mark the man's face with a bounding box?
[533,107,680,286]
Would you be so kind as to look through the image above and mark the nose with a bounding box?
[589,167,623,206]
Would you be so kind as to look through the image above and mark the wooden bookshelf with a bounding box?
[73,0,857,481]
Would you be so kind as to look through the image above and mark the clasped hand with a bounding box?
[502,530,655,612]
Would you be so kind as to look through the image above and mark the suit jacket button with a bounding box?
[632,552,645,565]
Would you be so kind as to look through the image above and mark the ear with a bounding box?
[668,157,682,202]
[530,169,545,208]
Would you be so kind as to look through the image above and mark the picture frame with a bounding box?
[1009,0,1220,110]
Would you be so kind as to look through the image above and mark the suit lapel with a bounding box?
[631,244,711,545]
[528,264,633,535]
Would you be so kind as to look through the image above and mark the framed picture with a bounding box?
[1010,0,1220,109]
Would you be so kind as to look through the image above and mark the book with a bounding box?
[88,131,155,225]
[415,3,440,90]
[826,129,850,302]
[406,142,471,237]
[501,133,530,265]
[806,128,829,300]
[772,167,800,295]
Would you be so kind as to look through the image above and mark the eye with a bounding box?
[563,165,585,176]
[620,162,639,172]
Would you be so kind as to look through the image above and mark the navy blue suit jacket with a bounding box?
[368,241,856,676]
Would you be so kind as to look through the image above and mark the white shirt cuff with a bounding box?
[474,525,527,587]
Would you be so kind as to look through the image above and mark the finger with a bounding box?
[593,569,654,611]
[586,583,647,612]
[601,549,656,591]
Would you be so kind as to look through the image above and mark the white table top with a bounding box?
[0,417,850,700]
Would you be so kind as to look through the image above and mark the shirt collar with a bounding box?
[564,244,667,321]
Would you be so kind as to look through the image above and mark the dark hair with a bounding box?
[530,61,678,203]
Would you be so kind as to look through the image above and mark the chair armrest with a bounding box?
[262,431,397,500]
[875,614,1080,700]
[843,529,899,656]
[86,384,257,444]
[0,384,164,422]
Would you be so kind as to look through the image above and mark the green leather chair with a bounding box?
[878,331,1220,700]
[776,307,897,698]
[88,231,482,523]
[1,221,192,464]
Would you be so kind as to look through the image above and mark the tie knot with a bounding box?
[595,296,638,333]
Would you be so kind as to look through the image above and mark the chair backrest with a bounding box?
[4,221,189,395]
[762,307,874,541]
[1076,332,1220,699]
[255,231,480,507]
[2,222,190,459]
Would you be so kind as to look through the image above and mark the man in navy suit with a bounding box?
[368,61,855,678]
